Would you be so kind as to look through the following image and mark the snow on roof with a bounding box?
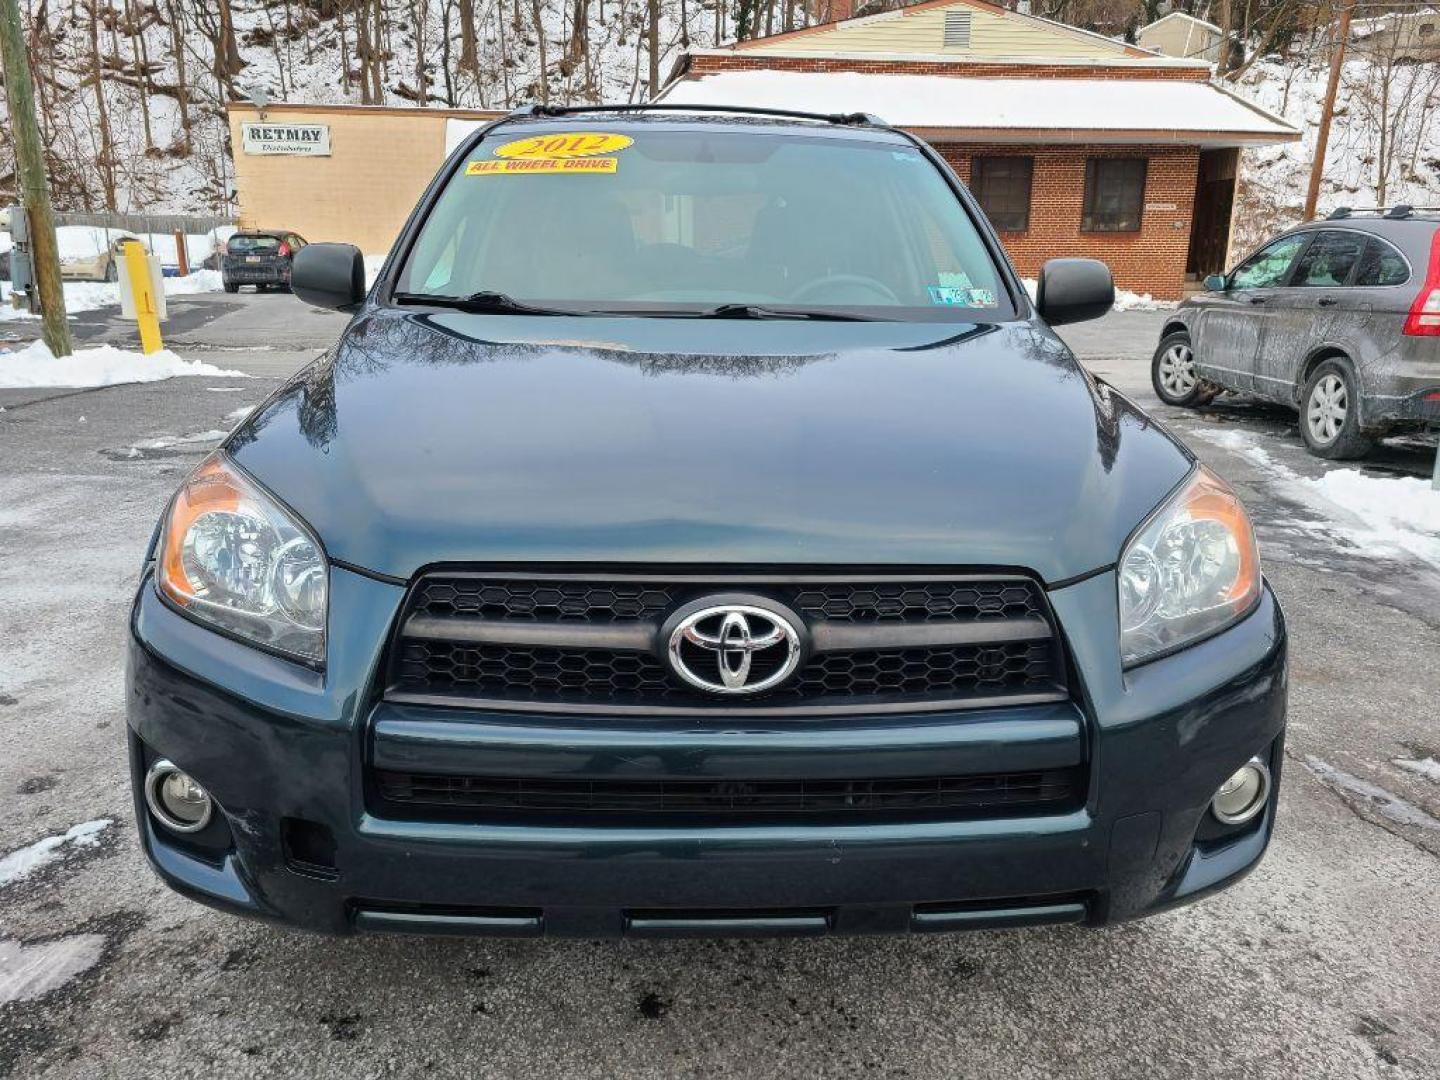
[1351,7,1438,37]
[660,70,1299,143]
[1139,11,1223,35]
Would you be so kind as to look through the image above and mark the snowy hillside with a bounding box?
[1,2,1435,228]
[0,0,735,215]
[1229,57,1440,254]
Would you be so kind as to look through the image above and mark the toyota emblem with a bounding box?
[666,603,803,695]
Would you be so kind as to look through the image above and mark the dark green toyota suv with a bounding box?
[127,106,1286,939]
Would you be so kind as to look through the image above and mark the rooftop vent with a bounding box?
[944,9,973,48]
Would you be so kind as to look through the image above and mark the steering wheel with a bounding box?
[789,274,901,305]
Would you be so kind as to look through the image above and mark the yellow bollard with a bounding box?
[122,239,163,355]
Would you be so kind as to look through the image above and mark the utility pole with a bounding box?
[1303,0,1353,222]
[0,0,72,356]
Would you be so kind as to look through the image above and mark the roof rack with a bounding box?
[1327,205,1440,220]
[506,102,890,128]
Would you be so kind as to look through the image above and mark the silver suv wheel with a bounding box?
[1299,359,1373,460]
[1306,373,1347,445]
[1157,342,1197,398]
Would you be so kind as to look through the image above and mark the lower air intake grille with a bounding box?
[374,768,1082,822]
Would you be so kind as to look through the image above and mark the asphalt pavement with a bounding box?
[1,290,1438,1079]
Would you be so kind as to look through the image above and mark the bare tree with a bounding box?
[1348,24,1440,205]
[355,0,378,101]
[411,0,428,104]
[213,0,243,87]
[372,0,387,97]
[123,0,154,149]
[260,0,289,97]
[87,0,117,207]
[458,0,479,70]
[166,0,192,152]
[646,0,657,95]
[531,0,549,102]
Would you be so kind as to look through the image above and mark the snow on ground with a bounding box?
[142,232,223,270]
[1303,757,1440,830]
[0,270,225,321]
[1020,278,1176,311]
[1394,757,1440,784]
[1194,427,1440,568]
[52,226,139,260]
[0,341,245,389]
[1304,468,1440,565]
[0,819,112,889]
[1111,288,1175,312]
[0,935,109,1005]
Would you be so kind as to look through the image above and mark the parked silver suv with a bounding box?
[1152,207,1440,458]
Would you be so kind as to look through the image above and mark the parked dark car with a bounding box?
[127,107,1286,940]
[222,230,307,293]
[1152,207,1440,458]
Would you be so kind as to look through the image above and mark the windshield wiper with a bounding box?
[392,290,584,317]
[692,303,890,322]
[393,293,890,321]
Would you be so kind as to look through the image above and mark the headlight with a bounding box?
[157,453,327,663]
[1118,467,1260,667]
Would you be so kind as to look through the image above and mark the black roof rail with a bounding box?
[1325,204,1440,221]
[512,102,890,127]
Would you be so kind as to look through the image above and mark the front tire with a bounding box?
[1151,332,1211,407]
[223,280,239,294]
[1300,360,1373,460]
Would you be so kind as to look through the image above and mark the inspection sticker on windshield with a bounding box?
[928,285,997,307]
[470,131,633,176]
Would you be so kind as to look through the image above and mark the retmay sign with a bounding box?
[241,122,331,156]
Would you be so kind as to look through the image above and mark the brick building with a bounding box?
[659,0,1299,298]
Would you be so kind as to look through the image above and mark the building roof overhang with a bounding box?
[657,68,1301,147]
[1138,11,1225,36]
[682,45,1212,69]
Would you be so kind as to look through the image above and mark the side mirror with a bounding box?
[1035,258,1114,326]
[1203,273,1228,292]
[292,243,366,311]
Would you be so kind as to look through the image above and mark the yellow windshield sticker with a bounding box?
[466,157,618,176]
[493,132,633,160]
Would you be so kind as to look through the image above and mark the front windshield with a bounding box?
[395,124,1011,320]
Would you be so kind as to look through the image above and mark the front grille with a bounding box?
[374,767,1082,823]
[386,572,1068,713]
[397,640,1056,704]
[412,579,675,623]
[409,578,1044,625]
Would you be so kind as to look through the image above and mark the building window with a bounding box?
[1082,157,1147,232]
[970,156,1033,232]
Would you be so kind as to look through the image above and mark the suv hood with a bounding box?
[228,309,1190,584]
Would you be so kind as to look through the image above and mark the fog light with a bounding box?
[1211,758,1271,825]
[145,759,214,834]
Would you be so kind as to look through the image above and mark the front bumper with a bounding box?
[127,566,1287,938]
